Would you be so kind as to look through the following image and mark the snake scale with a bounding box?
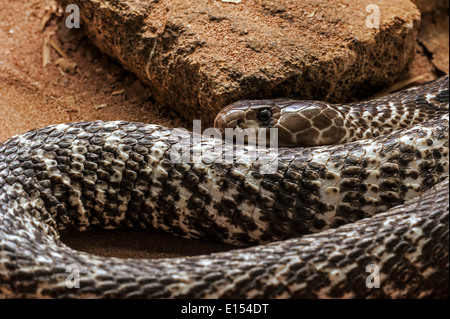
[0,76,448,298]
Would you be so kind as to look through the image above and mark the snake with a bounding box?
[0,75,448,298]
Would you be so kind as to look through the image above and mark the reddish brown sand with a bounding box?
[0,0,447,259]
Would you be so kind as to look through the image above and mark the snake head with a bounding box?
[214,99,349,147]
[213,99,281,145]
[214,99,279,128]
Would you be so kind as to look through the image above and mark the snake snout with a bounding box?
[214,105,248,132]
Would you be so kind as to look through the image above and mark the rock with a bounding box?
[56,0,420,124]
[418,11,449,74]
[411,0,448,15]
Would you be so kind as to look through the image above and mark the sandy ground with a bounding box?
[0,0,447,259]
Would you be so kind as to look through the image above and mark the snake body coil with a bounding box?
[0,76,449,298]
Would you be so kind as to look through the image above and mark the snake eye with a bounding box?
[257,109,272,122]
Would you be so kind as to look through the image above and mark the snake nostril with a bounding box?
[237,119,245,128]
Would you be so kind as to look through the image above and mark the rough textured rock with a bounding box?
[415,0,449,75]
[418,10,449,74]
[57,0,420,124]
[411,0,448,15]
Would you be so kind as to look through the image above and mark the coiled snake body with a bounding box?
[0,76,448,298]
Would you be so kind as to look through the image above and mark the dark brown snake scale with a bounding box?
[0,76,448,298]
